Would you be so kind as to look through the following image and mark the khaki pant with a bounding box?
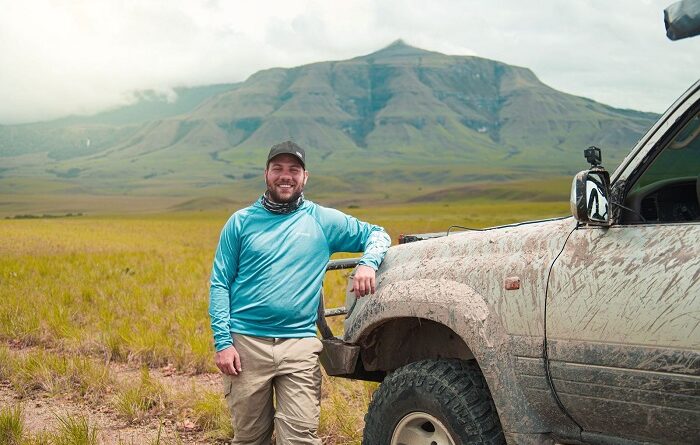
[223,334,323,445]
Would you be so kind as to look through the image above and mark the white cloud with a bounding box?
[0,0,697,124]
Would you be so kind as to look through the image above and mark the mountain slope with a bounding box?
[0,41,658,198]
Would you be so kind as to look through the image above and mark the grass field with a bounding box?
[0,195,570,443]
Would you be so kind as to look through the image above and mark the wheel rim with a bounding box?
[390,412,457,445]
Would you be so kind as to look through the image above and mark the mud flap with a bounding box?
[319,336,360,376]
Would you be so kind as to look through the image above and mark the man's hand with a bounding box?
[215,345,242,375]
[353,265,376,298]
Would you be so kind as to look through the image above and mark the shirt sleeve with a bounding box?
[318,207,391,270]
[209,215,240,351]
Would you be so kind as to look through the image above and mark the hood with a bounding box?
[344,216,578,342]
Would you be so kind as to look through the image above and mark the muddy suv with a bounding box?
[319,79,700,445]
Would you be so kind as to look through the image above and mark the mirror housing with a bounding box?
[570,168,611,226]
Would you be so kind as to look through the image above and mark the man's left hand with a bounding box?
[353,265,376,298]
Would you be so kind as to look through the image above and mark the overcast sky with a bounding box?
[0,0,698,125]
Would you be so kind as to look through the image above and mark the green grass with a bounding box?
[52,413,99,445]
[319,377,377,445]
[0,215,218,372]
[0,404,59,445]
[0,345,113,399]
[0,405,24,445]
[0,345,234,440]
[187,390,234,440]
[114,367,170,423]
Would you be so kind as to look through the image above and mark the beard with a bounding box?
[265,180,304,204]
[266,188,303,204]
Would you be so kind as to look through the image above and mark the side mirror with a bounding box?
[570,168,611,226]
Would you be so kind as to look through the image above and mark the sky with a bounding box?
[0,0,698,125]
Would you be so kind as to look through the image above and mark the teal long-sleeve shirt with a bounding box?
[209,197,391,352]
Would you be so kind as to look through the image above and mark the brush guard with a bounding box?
[316,258,361,376]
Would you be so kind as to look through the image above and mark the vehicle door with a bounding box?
[546,89,700,443]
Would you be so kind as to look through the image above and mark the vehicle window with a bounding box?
[623,110,700,223]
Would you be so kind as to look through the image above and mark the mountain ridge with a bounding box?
[0,41,659,202]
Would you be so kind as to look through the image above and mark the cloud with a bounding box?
[0,0,697,124]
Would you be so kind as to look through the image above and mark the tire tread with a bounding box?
[362,359,505,445]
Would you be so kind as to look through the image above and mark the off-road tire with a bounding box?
[362,359,505,445]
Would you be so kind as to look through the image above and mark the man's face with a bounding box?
[264,154,308,203]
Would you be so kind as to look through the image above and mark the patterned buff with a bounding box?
[261,191,305,214]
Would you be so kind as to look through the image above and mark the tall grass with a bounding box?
[0,345,233,440]
[52,413,99,445]
[0,345,113,399]
[0,404,24,445]
[186,390,234,440]
[0,201,567,370]
[319,377,378,444]
[114,366,170,423]
[0,216,218,372]
[0,404,54,445]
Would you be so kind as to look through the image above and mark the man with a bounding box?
[209,140,391,445]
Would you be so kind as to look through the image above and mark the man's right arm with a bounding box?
[209,216,242,373]
[215,345,241,375]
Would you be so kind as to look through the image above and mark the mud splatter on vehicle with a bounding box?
[318,77,700,444]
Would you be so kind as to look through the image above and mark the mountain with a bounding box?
[0,40,658,206]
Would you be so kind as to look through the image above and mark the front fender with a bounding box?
[346,278,499,352]
[341,278,553,436]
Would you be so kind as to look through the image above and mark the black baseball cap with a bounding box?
[266,141,306,169]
